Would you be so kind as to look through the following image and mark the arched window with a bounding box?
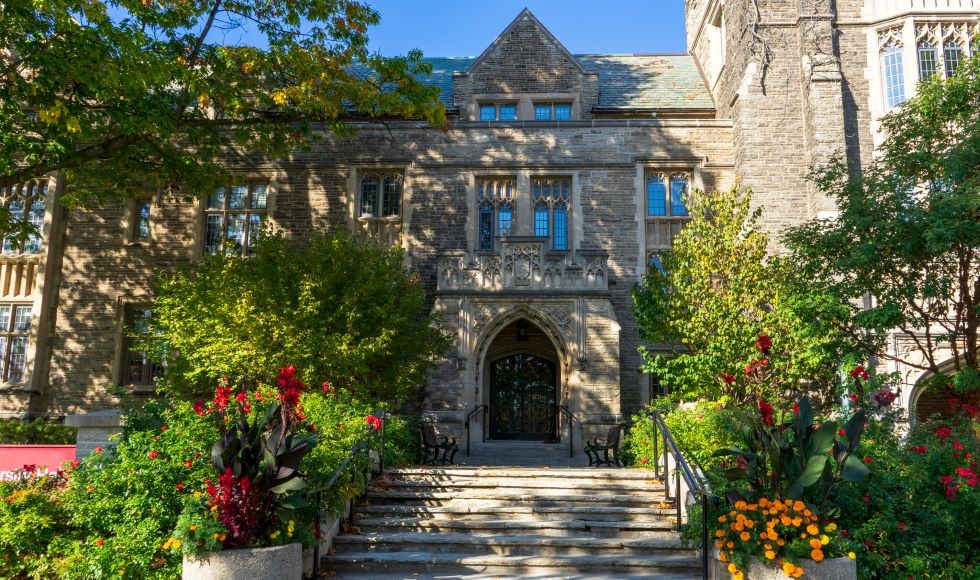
[881,41,906,108]
[360,173,402,218]
[1,179,48,255]
[531,177,570,251]
[477,178,514,251]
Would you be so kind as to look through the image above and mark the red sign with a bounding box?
[0,445,76,481]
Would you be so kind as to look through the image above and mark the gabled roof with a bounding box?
[422,54,714,111]
[464,8,590,77]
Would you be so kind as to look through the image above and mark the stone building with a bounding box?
[0,3,977,444]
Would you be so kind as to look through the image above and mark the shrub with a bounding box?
[0,418,76,444]
[834,406,980,580]
[624,400,739,472]
[0,466,74,579]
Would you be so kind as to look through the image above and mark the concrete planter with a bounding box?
[182,543,302,580]
[710,549,856,580]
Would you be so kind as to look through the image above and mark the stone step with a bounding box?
[325,551,701,577]
[388,467,658,480]
[355,517,678,538]
[378,477,662,492]
[366,490,667,507]
[358,503,675,522]
[332,531,690,557]
[327,573,700,580]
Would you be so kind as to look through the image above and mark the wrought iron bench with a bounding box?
[585,423,626,467]
[420,423,459,465]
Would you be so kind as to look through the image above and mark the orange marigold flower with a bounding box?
[735,500,748,510]
[793,501,806,512]
[783,561,795,575]
[807,524,819,535]
[727,541,735,549]
[765,550,776,560]
[781,516,792,526]
[792,517,803,527]
[810,538,822,550]
[740,531,751,542]
[716,529,726,538]
[719,551,728,562]
[715,539,725,548]
[792,567,804,578]
[777,539,786,546]
[718,515,728,523]
[744,520,754,529]
[811,549,824,562]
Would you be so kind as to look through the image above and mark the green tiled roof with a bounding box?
[421,54,714,111]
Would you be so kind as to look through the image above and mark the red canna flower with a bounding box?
[754,334,772,353]
[147,451,160,460]
[176,483,185,491]
[194,400,206,416]
[95,538,104,547]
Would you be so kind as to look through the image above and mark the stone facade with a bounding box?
[0,4,977,438]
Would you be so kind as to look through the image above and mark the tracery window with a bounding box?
[477,178,515,251]
[881,42,906,108]
[359,173,401,218]
[646,173,689,217]
[918,41,939,80]
[915,23,975,82]
[0,180,48,255]
[203,184,268,256]
[531,177,570,251]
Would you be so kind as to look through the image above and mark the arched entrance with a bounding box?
[484,318,559,441]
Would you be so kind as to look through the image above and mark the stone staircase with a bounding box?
[322,464,702,579]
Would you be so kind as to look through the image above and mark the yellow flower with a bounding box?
[172,539,182,550]
[792,567,804,578]
[189,525,197,532]
[820,534,830,546]
[734,572,744,580]
[270,530,281,539]
[811,549,824,562]
[765,550,776,560]
[848,552,856,560]
[783,561,795,575]
[271,91,288,106]
[193,492,202,499]
[728,562,738,574]
[824,523,838,532]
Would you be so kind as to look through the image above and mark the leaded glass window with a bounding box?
[647,175,667,216]
[1,180,48,255]
[203,184,268,256]
[359,173,402,218]
[944,43,963,77]
[0,304,32,383]
[476,178,514,250]
[881,44,906,108]
[670,176,689,216]
[533,103,573,121]
[531,177,570,251]
[135,202,151,242]
[918,42,938,80]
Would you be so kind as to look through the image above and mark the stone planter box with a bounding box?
[710,549,856,580]
[183,543,302,580]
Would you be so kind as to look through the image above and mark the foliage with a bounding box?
[0,466,75,579]
[145,230,450,401]
[0,418,76,444]
[786,48,980,386]
[624,400,740,472]
[0,0,445,240]
[834,406,980,580]
[633,184,857,404]
[713,498,852,580]
[715,394,869,511]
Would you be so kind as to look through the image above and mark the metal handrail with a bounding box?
[464,404,488,457]
[557,404,581,458]
[310,408,386,579]
[647,410,720,580]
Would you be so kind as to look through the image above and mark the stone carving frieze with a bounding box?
[437,238,607,292]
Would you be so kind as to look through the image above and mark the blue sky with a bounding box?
[363,1,688,57]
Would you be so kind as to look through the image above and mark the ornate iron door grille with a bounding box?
[489,353,557,440]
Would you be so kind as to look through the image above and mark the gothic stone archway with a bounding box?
[484,318,560,441]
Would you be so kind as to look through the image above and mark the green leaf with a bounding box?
[270,477,307,494]
[841,454,871,482]
[806,421,837,458]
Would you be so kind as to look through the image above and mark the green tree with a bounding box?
[786,48,980,393]
[0,0,444,239]
[632,184,855,404]
[145,231,450,401]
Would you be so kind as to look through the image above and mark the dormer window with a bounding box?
[479,103,517,121]
[534,102,572,121]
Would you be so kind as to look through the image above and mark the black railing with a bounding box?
[557,404,580,458]
[464,404,488,457]
[309,408,386,580]
[647,410,719,580]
